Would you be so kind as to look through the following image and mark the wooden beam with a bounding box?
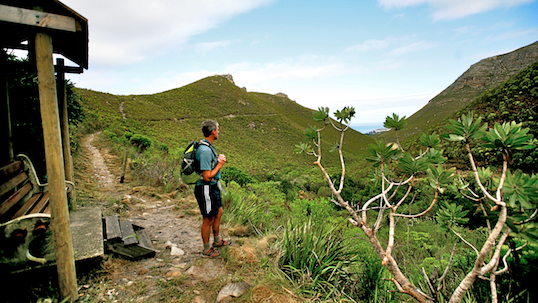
[0,4,76,32]
[34,32,77,302]
[0,51,14,165]
[56,59,76,204]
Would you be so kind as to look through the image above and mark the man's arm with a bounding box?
[201,154,226,182]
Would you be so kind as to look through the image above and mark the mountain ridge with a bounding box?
[378,40,538,141]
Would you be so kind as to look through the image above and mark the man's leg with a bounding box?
[212,207,223,243]
[202,216,214,249]
[201,216,219,257]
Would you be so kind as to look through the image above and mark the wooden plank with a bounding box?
[134,227,155,251]
[11,192,43,219]
[0,4,76,32]
[0,160,22,179]
[105,215,121,240]
[0,182,32,217]
[29,191,50,214]
[120,220,139,246]
[0,171,28,197]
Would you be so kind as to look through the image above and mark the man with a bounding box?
[195,119,231,258]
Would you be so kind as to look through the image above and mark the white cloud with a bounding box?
[195,40,234,53]
[62,0,274,67]
[345,39,392,52]
[388,41,438,56]
[377,0,536,20]
[345,37,437,57]
[483,28,538,42]
[226,56,353,86]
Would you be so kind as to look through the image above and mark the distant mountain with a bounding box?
[76,75,374,176]
[378,41,538,141]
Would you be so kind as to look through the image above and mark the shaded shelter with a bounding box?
[1,0,88,301]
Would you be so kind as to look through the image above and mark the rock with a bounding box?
[174,262,187,269]
[137,268,150,275]
[121,195,132,205]
[192,296,206,303]
[165,271,182,278]
[220,74,234,84]
[186,266,204,277]
[216,282,251,302]
[165,241,175,249]
[171,246,185,256]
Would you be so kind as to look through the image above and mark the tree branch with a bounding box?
[395,188,438,218]
[448,225,479,257]
[437,243,457,291]
[466,143,505,206]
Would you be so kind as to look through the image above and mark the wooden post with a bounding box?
[56,58,76,204]
[34,32,77,302]
[0,50,14,165]
[120,148,128,183]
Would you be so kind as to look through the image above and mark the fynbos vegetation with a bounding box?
[297,107,537,302]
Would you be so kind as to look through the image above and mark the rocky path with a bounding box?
[79,132,244,303]
[84,132,115,190]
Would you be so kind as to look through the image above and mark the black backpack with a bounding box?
[180,140,214,184]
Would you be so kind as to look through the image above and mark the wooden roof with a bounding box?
[0,0,88,70]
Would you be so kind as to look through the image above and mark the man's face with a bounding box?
[213,126,220,139]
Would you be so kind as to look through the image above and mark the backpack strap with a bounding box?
[199,140,217,157]
[198,140,218,170]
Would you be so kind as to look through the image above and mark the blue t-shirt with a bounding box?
[195,139,220,185]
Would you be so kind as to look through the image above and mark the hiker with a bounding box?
[195,119,231,257]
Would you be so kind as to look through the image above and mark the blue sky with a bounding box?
[55,0,538,131]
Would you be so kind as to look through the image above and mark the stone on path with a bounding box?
[171,246,185,256]
[216,282,251,302]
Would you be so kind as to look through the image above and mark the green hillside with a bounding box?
[76,75,374,176]
[443,60,538,172]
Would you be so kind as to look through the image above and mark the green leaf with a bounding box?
[333,106,356,124]
[313,107,329,122]
[436,202,469,230]
[384,113,407,131]
[422,148,446,165]
[329,142,340,153]
[366,139,402,167]
[482,121,535,152]
[503,170,538,210]
[295,142,312,154]
[397,152,428,175]
[304,126,318,142]
[442,112,487,143]
[419,132,441,149]
[427,165,455,191]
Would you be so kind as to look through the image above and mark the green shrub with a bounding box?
[130,134,152,151]
[221,166,255,186]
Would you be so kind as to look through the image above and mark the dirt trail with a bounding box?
[80,132,229,302]
[83,131,203,254]
[84,132,115,190]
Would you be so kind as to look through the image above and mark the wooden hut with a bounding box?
[1,1,88,301]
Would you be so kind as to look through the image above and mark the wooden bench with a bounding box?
[0,154,74,224]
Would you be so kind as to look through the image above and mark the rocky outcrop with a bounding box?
[220,74,235,85]
[446,42,538,94]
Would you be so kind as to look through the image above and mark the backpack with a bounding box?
[180,140,214,184]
